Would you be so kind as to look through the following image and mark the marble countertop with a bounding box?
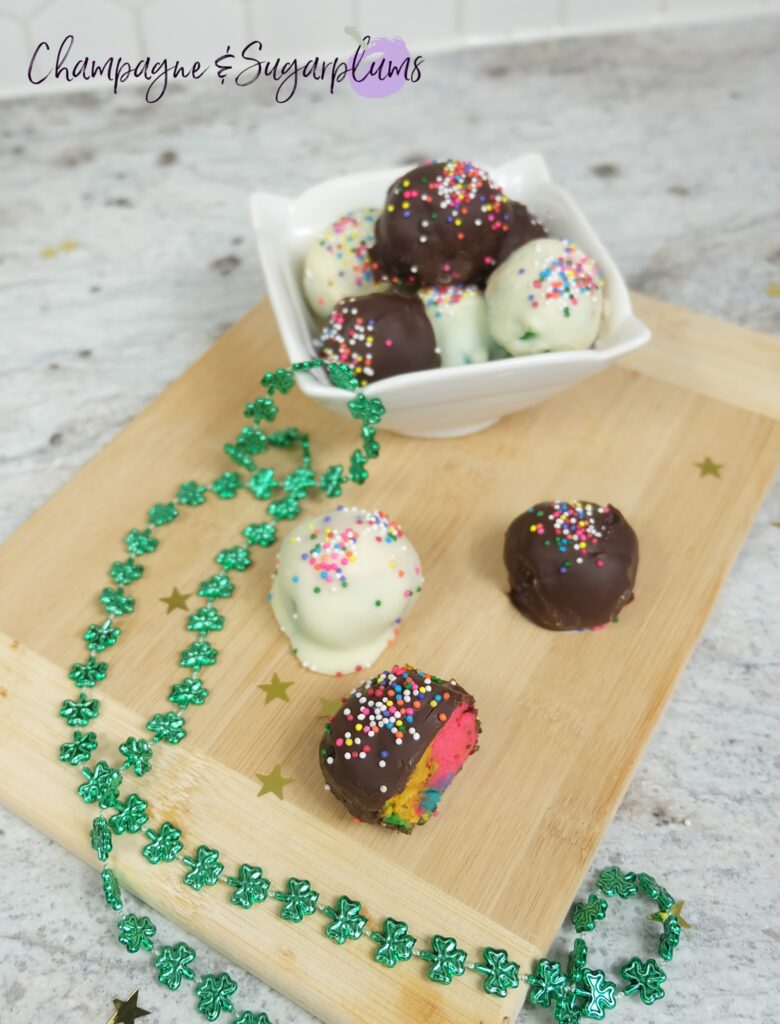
[1,16,779,1024]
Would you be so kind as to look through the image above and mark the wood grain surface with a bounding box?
[1,295,778,1024]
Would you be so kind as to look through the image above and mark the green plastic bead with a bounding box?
[211,471,242,499]
[242,522,277,548]
[274,878,319,922]
[262,368,295,395]
[659,914,682,961]
[59,730,97,765]
[195,972,237,1021]
[580,969,617,1019]
[596,867,638,899]
[177,480,208,507]
[187,606,224,634]
[78,761,121,808]
[182,845,224,890]
[118,913,156,953]
[348,392,384,425]
[68,656,108,688]
[233,1013,271,1024]
[267,496,299,522]
[197,574,234,600]
[361,426,380,459]
[319,465,345,498]
[109,558,144,585]
[283,467,315,499]
[180,639,218,669]
[349,449,368,484]
[60,694,100,727]
[100,586,135,617]
[420,935,466,985]
[142,822,183,863]
[371,918,416,968]
[215,547,252,572]
[109,794,149,834]
[322,896,366,944]
[246,468,277,500]
[169,677,209,708]
[90,815,112,861]
[119,736,153,776]
[621,956,666,1005]
[325,361,359,391]
[156,942,196,990]
[148,502,178,526]
[244,396,278,423]
[146,711,186,744]
[227,864,270,909]
[124,528,158,556]
[83,622,120,652]
[101,867,122,910]
[571,894,608,933]
[527,959,567,1007]
[473,948,520,998]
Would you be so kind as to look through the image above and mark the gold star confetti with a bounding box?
[649,899,691,929]
[766,282,780,298]
[40,241,80,259]
[258,673,294,703]
[40,246,58,259]
[319,697,343,718]
[60,239,79,252]
[160,586,192,613]
[694,457,723,478]
[106,989,150,1024]
[256,764,293,799]
[772,521,780,528]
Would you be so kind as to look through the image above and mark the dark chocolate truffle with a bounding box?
[369,160,511,288]
[494,199,547,267]
[504,501,638,631]
[316,292,440,386]
[319,664,480,833]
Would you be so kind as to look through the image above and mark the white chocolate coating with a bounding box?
[486,238,605,355]
[302,208,387,318]
[418,284,491,367]
[269,506,424,676]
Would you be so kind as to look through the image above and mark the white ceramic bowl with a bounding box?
[250,154,650,438]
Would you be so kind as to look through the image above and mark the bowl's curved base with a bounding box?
[386,418,499,440]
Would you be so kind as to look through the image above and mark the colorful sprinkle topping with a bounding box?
[524,240,603,316]
[317,210,378,292]
[529,501,610,573]
[319,303,379,382]
[419,284,478,318]
[297,508,403,589]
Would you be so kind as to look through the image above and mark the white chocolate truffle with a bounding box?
[302,209,387,318]
[486,238,605,355]
[269,506,423,676]
[418,285,491,367]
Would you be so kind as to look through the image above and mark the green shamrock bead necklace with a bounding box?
[54,359,689,1021]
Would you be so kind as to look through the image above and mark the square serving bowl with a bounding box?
[249,154,651,438]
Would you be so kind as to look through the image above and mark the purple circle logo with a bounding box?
[348,34,413,99]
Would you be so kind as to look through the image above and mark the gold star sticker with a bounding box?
[256,764,293,799]
[319,697,343,718]
[649,900,691,929]
[41,246,58,259]
[258,673,294,703]
[694,457,723,478]
[160,586,192,613]
[107,989,150,1024]
[60,239,79,252]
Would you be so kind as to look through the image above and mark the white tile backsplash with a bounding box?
[4,0,780,97]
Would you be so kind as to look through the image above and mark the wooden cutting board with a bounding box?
[1,294,778,1024]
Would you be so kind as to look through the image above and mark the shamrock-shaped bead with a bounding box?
[527,959,567,1007]
[124,528,158,556]
[109,558,144,585]
[621,956,666,1005]
[147,711,186,744]
[195,972,237,1021]
[227,864,270,909]
[581,969,617,1020]
[142,822,183,863]
[211,472,242,500]
[246,468,278,501]
[177,480,208,507]
[101,867,122,910]
[268,427,302,449]
[242,522,277,548]
[119,736,153,776]
[68,656,108,688]
[319,465,345,498]
[148,502,178,526]
[182,845,224,890]
[180,640,218,668]
[60,694,100,727]
[99,587,135,617]
[198,574,235,600]
[474,948,521,998]
[323,895,367,944]
[361,426,380,459]
[283,468,315,499]
[233,1013,271,1024]
[187,606,224,634]
[274,878,319,923]
[118,913,157,953]
[267,496,299,522]
[325,361,359,391]
[60,729,97,765]
[109,794,149,834]
[215,547,252,573]
[90,815,113,861]
[262,368,295,395]
[169,677,209,708]
[421,935,467,985]
[349,449,368,484]
[596,866,638,899]
[78,761,121,808]
[571,894,608,933]
[659,914,682,961]
[348,392,385,426]
[244,396,278,423]
[156,941,196,990]
[83,622,120,652]
[372,918,416,968]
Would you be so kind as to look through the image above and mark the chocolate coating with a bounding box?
[504,501,638,630]
[319,665,479,831]
[370,160,511,288]
[494,199,547,267]
[316,292,440,386]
